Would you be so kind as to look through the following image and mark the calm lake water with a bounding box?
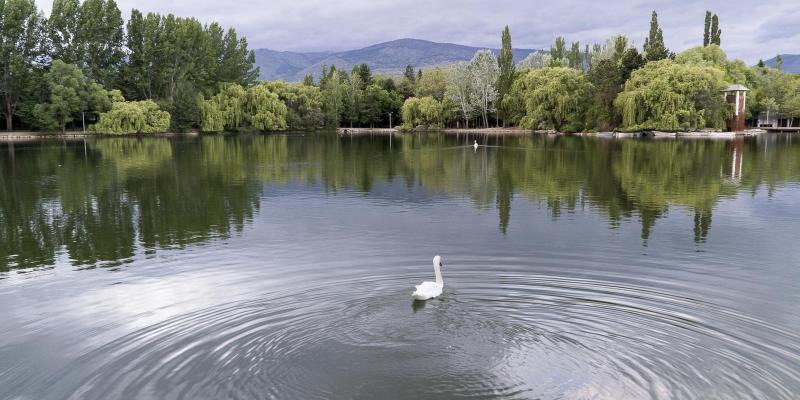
[1,133,799,399]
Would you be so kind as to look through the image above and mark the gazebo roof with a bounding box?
[723,84,749,92]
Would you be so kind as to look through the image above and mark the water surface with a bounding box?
[1,133,799,399]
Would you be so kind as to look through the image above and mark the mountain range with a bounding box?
[764,54,800,74]
[254,38,539,82]
[254,39,800,82]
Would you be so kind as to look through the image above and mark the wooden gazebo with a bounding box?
[723,84,748,132]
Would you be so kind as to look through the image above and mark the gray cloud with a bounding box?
[38,0,798,63]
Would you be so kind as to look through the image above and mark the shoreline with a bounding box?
[0,131,199,142]
[336,127,768,138]
[0,128,771,143]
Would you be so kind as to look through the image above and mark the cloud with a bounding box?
[37,0,798,63]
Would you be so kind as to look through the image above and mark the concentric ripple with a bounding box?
[38,267,800,400]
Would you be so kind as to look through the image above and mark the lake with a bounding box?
[1,133,799,399]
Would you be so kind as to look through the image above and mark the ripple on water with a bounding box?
[44,269,800,400]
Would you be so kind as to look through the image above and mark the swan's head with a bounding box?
[433,255,443,269]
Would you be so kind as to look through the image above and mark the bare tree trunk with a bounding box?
[5,99,13,131]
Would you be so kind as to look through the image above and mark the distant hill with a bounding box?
[764,54,800,73]
[255,38,540,82]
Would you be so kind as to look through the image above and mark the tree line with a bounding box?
[317,10,799,133]
[2,3,798,134]
[1,0,258,133]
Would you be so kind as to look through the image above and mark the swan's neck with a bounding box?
[434,263,443,286]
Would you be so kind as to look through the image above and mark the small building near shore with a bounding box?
[757,112,799,129]
[722,84,748,132]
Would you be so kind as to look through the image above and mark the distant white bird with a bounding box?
[412,255,444,300]
[473,140,479,150]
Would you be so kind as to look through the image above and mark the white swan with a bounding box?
[412,255,444,300]
[473,140,479,150]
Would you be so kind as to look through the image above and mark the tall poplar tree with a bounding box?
[710,14,721,46]
[703,11,711,47]
[0,0,44,130]
[497,25,515,124]
[643,11,669,62]
[48,0,81,64]
[76,0,125,87]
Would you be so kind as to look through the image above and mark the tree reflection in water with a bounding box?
[1,133,798,272]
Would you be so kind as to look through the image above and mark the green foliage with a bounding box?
[497,26,515,102]
[567,41,583,70]
[320,65,344,128]
[244,84,288,131]
[398,64,417,99]
[550,37,567,67]
[77,0,125,87]
[120,10,257,113]
[615,59,728,131]
[619,48,646,82]
[90,99,170,134]
[200,83,288,132]
[201,83,245,132]
[703,11,721,47]
[0,0,44,130]
[587,59,623,130]
[517,67,593,132]
[415,66,447,101]
[260,80,324,130]
[643,11,670,62]
[468,50,500,128]
[33,60,112,132]
[710,14,721,46]
[445,62,473,127]
[401,96,442,129]
[48,0,81,64]
[518,52,552,71]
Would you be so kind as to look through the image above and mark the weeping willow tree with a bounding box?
[90,100,170,134]
[517,67,593,132]
[400,96,443,129]
[201,83,288,132]
[244,84,288,131]
[201,83,246,132]
[615,59,729,131]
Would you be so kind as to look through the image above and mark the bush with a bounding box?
[90,100,171,134]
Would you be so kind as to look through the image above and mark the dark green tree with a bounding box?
[218,27,259,86]
[48,0,81,64]
[703,11,711,47]
[619,48,646,81]
[567,41,582,69]
[353,63,373,88]
[404,64,416,83]
[497,26,515,103]
[77,0,125,87]
[587,58,622,130]
[0,0,44,130]
[550,36,566,66]
[710,14,721,46]
[643,11,669,62]
[33,60,112,132]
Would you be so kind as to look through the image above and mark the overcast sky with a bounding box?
[40,0,798,63]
